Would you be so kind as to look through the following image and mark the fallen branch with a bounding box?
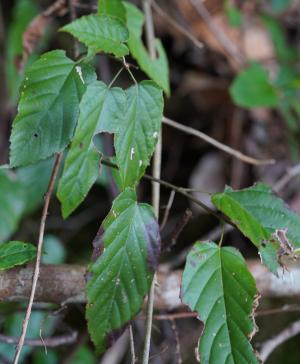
[1,260,300,308]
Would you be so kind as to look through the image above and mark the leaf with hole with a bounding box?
[61,15,129,58]
[230,63,279,108]
[115,80,163,189]
[0,241,36,270]
[57,81,125,218]
[212,183,300,273]
[124,2,170,95]
[86,188,160,353]
[9,50,93,167]
[181,241,259,364]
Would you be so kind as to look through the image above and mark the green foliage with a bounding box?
[61,15,129,58]
[230,63,279,108]
[212,183,300,273]
[0,241,36,270]
[98,0,127,23]
[10,50,91,167]
[181,242,259,364]
[0,170,25,243]
[225,1,242,27]
[115,81,163,189]
[271,0,292,13]
[57,81,125,217]
[124,2,170,95]
[69,346,96,364]
[86,188,160,353]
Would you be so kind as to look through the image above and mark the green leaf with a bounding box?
[10,50,88,167]
[86,188,160,353]
[124,2,170,95]
[0,170,25,243]
[98,0,126,23]
[0,241,36,270]
[69,346,96,364]
[230,63,279,108]
[61,15,129,57]
[181,241,259,364]
[225,2,242,28]
[115,81,163,189]
[58,81,125,217]
[212,183,300,273]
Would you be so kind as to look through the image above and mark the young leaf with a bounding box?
[10,50,89,167]
[115,81,163,189]
[0,241,36,270]
[212,183,300,273]
[86,188,160,353]
[124,2,170,95]
[98,0,126,23]
[181,241,259,364]
[61,15,129,58]
[0,170,25,243]
[57,81,125,218]
[230,63,279,108]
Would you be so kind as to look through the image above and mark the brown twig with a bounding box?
[152,0,204,50]
[13,153,63,364]
[260,319,300,361]
[273,163,300,193]
[0,331,77,348]
[160,190,176,231]
[163,117,275,166]
[189,0,245,67]
[129,325,137,364]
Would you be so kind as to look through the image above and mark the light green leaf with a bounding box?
[124,2,170,95]
[181,241,259,364]
[10,50,88,167]
[57,81,125,218]
[42,235,66,264]
[98,0,126,23]
[0,241,36,270]
[0,170,25,243]
[115,81,163,189]
[230,63,279,108]
[69,345,96,364]
[86,188,160,353]
[61,15,129,57]
[212,183,300,273]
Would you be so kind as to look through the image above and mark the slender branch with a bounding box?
[13,153,63,364]
[273,163,300,193]
[0,331,77,348]
[260,319,300,362]
[129,325,137,364]
[143,0,160,362]
[163,117,275,166]
[160,190,176,231]
[189,0,245,67]
[152,0,204,50]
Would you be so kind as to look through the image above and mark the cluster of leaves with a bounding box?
[2,0,300,362]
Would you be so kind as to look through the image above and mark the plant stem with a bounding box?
[142,0,160,362]
[13,153,63,364]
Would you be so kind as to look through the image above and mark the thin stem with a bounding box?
[142,0,160,363]
[163,117,275,166]
[13,153,63,364]
[122,57,138,84]
[160,190,176,231]
[129,325,136,364]
[108,67,124,88]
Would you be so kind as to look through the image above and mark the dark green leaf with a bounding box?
[181,241,259,364]
[10,50,88,167]
[212,183,300,273]
[86,188,160,353]
[58,81,125,217]
[0,241,36,270]
[230,63,279,108]
[61,15,129,57]
[98,0,126,23]
[124,2,170,95]
[115,81,163,189]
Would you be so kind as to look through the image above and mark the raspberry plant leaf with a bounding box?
[115,80,164,189]
[57,81,125,218]
[0,241,36,270]
[98,0,127,23]
[61,15,129,58]
[212,183,300,274]
[181,242,259,364]
[9,50,93,167]
[124,2,170,95]
[86,188,160,353]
